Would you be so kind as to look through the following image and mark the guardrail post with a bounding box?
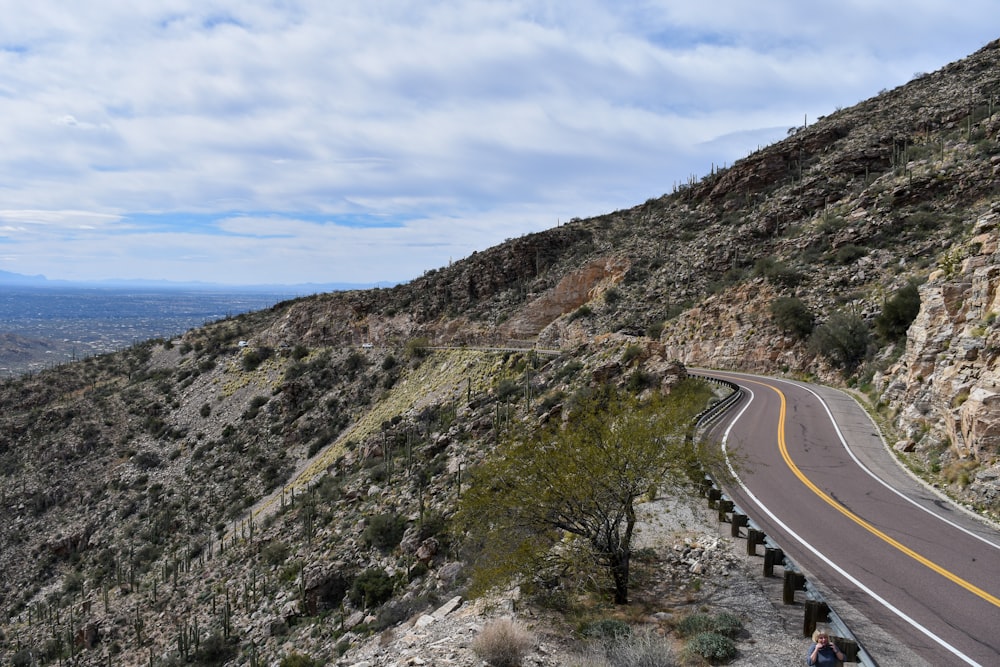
[746,528,764,556]
[833,636,859,662]
[731,513,748,537]
[763,546,783,576]
[717,499,734,522]
[707,488,722,508]
[803,599,830,636]
[699,477,713,497]
[783,570,806,605]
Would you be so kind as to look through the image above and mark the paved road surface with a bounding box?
[698,370,1000,666]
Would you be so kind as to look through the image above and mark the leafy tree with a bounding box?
[875,281,921,342]
[809,311,871,372]
[457,380,717,604]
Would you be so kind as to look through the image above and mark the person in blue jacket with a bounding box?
[807,629,845,666]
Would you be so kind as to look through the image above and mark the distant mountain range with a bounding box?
[0,268,390,293]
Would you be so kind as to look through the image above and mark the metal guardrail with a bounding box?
[690,373,878,666]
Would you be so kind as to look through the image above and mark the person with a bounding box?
[807,629,845,666]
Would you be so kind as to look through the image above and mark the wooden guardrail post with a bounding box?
[731,512,748,537]
[717,499,734,522]
[803,599,830,636]
[746,528,764,555]
[707,488,722,508]
[763,546,783,576]
[832,636,859,662]
[783,570,806,604]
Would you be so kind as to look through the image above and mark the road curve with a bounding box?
[698,370,1000,667]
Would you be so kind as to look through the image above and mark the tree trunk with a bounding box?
[609,549,630,604]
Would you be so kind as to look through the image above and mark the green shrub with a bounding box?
[684,632,736,663]
[603,628,677,666]
[349,568,395,608]
[568,305,593,322]
[191,631,238,666]
[279,652,318,667]
[753,257,802,286]
[809,312,872,372]
[242,346,273,371]
[626,370,656,392]
[405,337,430,359]
[709,612,743,638]
[675,613,715,637]
[621,344,642,364]
[831,243,867,264]
[581,618,632,641]
[363,513,407,552]
[875,281,921,342]
[261,540,290,566]
[471,618,535,667]
[770,297,815,339]
[645,320,665,339]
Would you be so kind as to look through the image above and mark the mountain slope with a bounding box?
[1,38,999,666]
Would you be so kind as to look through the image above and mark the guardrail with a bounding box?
[690,373,878,666]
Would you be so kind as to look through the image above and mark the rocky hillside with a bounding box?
[1,38,999,667]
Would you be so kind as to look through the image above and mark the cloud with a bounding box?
[0,1,995,284]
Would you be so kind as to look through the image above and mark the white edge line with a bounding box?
[718,384,982,667]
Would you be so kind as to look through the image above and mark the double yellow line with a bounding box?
[767,381,1000,609]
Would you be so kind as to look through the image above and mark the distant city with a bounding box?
[0,285,298,376]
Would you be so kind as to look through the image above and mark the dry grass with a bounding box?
[472,617,536,667]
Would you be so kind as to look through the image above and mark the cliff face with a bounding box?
[879,207,1000,505]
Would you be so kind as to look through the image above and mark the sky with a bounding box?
[0,2,996,287]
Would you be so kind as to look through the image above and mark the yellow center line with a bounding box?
[756,379,1000,609]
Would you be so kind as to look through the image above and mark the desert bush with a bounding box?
[567,305,593,322]
[809,312,872,372]
[645,320,665,339]
[405,337,430,359]
[753,257,802,286]
[279,652,318,667]
[770,297,815,339]
[580,618,632,641]
[261,540,290,566]
[603,628,677,666]
[875,281,921,342]
[675,611,743,640]
[349,568,395,608]
[708,612,743,638]
[684,632,737,663]
[831,243,867,264]
[942,459,979,487]
[621,344,643,364]
[132,450,162,469]
[363,513,407,552]
[188,631,238,666]
[674,613,715,637]
[626,370,656,392]
[242,346,273,371]
[471,618,535,667]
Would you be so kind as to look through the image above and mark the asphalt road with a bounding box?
[698,370,1000,666]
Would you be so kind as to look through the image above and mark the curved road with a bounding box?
[699,370,1000,666]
